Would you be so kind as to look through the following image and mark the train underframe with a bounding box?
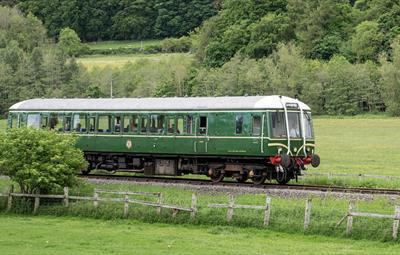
[83,152,320,185]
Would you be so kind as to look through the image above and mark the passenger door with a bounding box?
[195,115,208,153]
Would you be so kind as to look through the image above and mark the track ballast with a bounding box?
[79,174,400,196]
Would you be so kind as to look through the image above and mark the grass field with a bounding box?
[77,53,192,69]
[0,214,399,255]
[84,40,162,50]
[314,118,400,176]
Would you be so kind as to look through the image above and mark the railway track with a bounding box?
[79,174,400,196]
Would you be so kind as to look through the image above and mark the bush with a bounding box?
[0,128,87,194]
[161,37,192,53]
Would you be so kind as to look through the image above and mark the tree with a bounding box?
[380,37,400,116]
[245,13,294,58]
[58,27,85,57]
[0,128,87,194]
[350,21,384,62]
[289,0,352,59]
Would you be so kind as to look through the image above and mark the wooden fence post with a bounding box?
[263,197,271,227]
[6,185,14,212]
[227,193,234,222]
[63,187,69,207]
[304,198,312,230]
[157,193,163,215]
[123,193,129,218]
[93,190,99,209]
[190,193,197,219]
[393,206,400,240]
[346,200,355,235]
[172,209,178,218]
[33,191,40,214]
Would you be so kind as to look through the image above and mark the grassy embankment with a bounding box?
[0,214,399,255]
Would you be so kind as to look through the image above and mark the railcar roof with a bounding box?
[9,96,311,111]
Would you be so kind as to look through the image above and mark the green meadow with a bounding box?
[77,53,192,69]
[0,214,399,255]
[84,40,162,50]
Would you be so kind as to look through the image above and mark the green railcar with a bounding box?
[8,96,320,184]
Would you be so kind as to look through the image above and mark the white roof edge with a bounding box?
[9,96,311,111]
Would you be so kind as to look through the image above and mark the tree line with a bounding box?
[194,0,400,67]
[1,2,400,116]
[1,0,219,41]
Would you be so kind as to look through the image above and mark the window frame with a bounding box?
[252,114,262,137]
[140,115,149,134]
[235,114,244,135]
[97,114,112,133]
[63,114,72,132]
[166,116,176,135]
[73,113,88,133]
[270,111,287,138]
[198,115,208,135]
[113,115,122,134]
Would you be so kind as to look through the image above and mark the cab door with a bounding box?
[251,113,263,154]
[195,115,208,153]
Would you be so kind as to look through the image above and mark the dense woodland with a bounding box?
[3,0,219,41]
[1,1,400,116]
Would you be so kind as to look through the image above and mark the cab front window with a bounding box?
[271,112,286,138]
[303,112,314,139]
[288,112,301,138]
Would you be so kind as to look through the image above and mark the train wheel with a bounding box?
[209,168,225,183]
[276,177,290,185]
[251,176,267,185]
[276,167,290,184]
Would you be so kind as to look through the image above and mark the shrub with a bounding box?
[0,128,87,194]
[161,37,192,53]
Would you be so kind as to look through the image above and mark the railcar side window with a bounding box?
[73,114,87,132]
[114,116,121,133]
[252,116,261,136]
[186,116,193,134]
[98,115,111,133]
[64,116,72,132]
[199,116,207,135]
[177,117,184,134]
[167,117,175,134]
[27,114,40,129]
[19,114,27,127]
[271,112,286,138]
[49,114,63,131]
[140,117,148,134]
[123,116,130,132]
[89,117,96,132]
[10,114,17,128]
[303,112,314,138]
[41,115,48,128]
[130,115,138,133]
[150,115,165,134]
[288,112,301,138]
[235,115,243,134]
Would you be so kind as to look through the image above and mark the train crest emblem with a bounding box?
[126,139,132,149]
